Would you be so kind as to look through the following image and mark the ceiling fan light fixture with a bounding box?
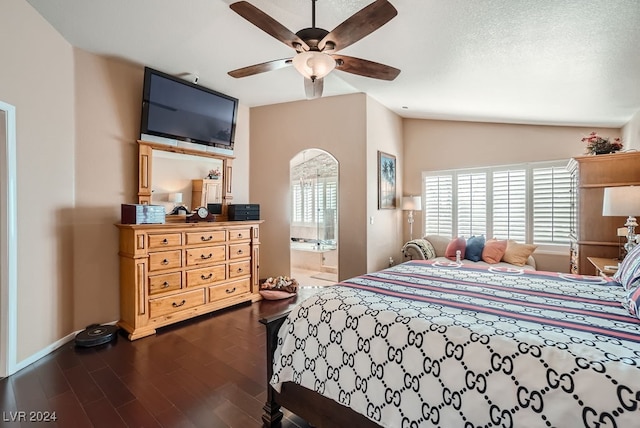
[292,51,335,80]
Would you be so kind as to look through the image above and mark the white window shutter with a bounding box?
[533,166,572,244]
[457,173,487,237]
[424,175,453,237]
[492,170,526,241]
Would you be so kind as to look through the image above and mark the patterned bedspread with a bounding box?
[271,260,640,428]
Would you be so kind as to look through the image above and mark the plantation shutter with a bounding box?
[303,184,313,223]
[492,169,526,241]
[533,166,572,244]
[316,180,325,223]
[424,175,453,237]
[292,183,302,222]
[457,173,487,237]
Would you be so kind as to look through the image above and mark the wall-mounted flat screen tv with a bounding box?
[140,67,238,150]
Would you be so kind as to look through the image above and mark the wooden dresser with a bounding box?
[116,220,262,340]
[568,151,640,275]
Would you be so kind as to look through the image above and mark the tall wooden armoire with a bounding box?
[568,151,640,275]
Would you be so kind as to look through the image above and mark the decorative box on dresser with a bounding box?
[117,220,262,340]
[567,151,640,275]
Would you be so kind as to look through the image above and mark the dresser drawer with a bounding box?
[185,230,226,245]
[148,250,182,272]
[228,228,251,241]
[185,245,226,266]
[148,272,182,295]
[186,264,227,287]
[209,278,250,302]
[229,243,251,260]
[148,233,182,249]
[149,289,205,318]
[228,260,251,278]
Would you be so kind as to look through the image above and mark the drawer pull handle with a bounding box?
[201,235,213,241]
[237,268,243,273]
[172,300,186,308]
[201,253,213,260]
[237,233,243,238]
[237,249,243,255]
[162,238,169,245]
[225,287,236,294]
[201,273,213,280]
[162,281,170,288]
[161,259,169,265]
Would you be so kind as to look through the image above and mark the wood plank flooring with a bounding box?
[0,300,315,428]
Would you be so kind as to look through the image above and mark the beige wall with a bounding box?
[72,50,142,329]
[623,110,640,151]
[0,0,75,361]
[250,93,369,281]
[1,0,252,367]
[403,119,622,272]
[365,97,404,271]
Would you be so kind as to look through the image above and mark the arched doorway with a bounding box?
[290,149,339,285]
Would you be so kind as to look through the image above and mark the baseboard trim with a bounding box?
[12,320,119,375]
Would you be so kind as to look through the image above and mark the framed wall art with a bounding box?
[378,151,396,209]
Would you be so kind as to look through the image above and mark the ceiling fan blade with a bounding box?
[230,1,309,51]
[228,58,293,78]
[332,55,400,81]
[304,77,324,99]
[318,0,397,52]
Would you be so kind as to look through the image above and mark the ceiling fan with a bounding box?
[228,0,401,99]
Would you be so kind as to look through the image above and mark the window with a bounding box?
[423,160,571,247]
[291,178,338,227]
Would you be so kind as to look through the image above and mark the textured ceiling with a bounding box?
[26,0,640,127]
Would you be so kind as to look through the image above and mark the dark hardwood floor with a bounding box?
[0,297,317,428]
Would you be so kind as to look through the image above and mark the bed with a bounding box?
[260,259,640,428]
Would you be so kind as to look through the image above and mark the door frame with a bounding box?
[0,100,17,377]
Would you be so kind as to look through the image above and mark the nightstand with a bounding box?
[587,257,620,277]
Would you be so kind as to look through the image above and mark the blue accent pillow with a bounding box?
[465,235,485,262]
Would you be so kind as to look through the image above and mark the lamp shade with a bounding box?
[292,51,336,80]
[602,186,640,216]
[168,192,183,204]
[402,196,422,211]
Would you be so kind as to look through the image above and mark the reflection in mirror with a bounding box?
[290,149,339,285]
[151,150,223,214]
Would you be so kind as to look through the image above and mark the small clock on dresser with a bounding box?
[186,206,216,223]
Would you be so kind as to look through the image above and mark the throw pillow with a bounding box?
[613,243,640,290]
[482,238,508,264]
[465,235,485,262]
[445,237,466,261]
[402,239,437,260]
[425,235,450,258]
[503,240,538,267]
[622,286,640,319]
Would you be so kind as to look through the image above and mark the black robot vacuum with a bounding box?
[74,324,119,347]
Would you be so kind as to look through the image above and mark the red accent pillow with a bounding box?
[445,237,466,261]
[482,238,508,263]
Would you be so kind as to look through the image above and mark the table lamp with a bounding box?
[402,196,422,240]
[602,186,640,255]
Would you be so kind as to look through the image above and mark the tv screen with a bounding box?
[141,67,238,150]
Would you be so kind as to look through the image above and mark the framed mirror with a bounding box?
[137,140,234,220]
